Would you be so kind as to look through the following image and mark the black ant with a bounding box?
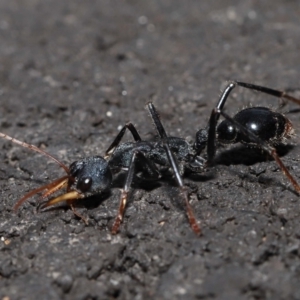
[2,81,300,236]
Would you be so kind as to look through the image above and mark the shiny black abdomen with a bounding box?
[217,107,288,145]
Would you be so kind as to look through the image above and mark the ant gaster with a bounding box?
[2,81,300,235]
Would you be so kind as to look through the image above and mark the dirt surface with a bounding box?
[1,1,300,299]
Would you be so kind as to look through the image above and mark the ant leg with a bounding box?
[197,82,249,160]
[162,143,201,235]
[135,152,161,180]
[111,150,161,234]
[69,203,89,225]
[147,102,201,235]
[206,108,219,165]
[215,82,236,112]
[218,109,300,193]
[215,81,300,115]
[105,123,141,157]
[235,81,300,106]
[204,82,240,164]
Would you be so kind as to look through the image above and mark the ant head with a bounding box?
[217,120,238,144]
[14,156,113,211]
[69,156,112,197]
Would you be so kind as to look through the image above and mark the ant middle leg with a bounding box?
[147,102,201,235]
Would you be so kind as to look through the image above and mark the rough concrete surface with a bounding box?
[1,1,300,299]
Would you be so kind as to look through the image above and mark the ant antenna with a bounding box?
[0,132,70,174]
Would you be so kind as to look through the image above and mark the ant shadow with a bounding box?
[112,171,162,191]
[213,143,297,195]
[214,143,295,166]
[77,191,112,209]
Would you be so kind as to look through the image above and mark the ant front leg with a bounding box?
[105,123,141,157]
[147,102,201,235]
[111,150,161,234]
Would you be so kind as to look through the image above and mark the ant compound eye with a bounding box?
[217,120,237,143]
[77,177,92,192]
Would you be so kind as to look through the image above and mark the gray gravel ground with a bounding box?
[1,1,300,299]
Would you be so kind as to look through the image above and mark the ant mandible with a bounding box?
[2,81,300,235]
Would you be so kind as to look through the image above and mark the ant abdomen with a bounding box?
[217,107,293,146]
